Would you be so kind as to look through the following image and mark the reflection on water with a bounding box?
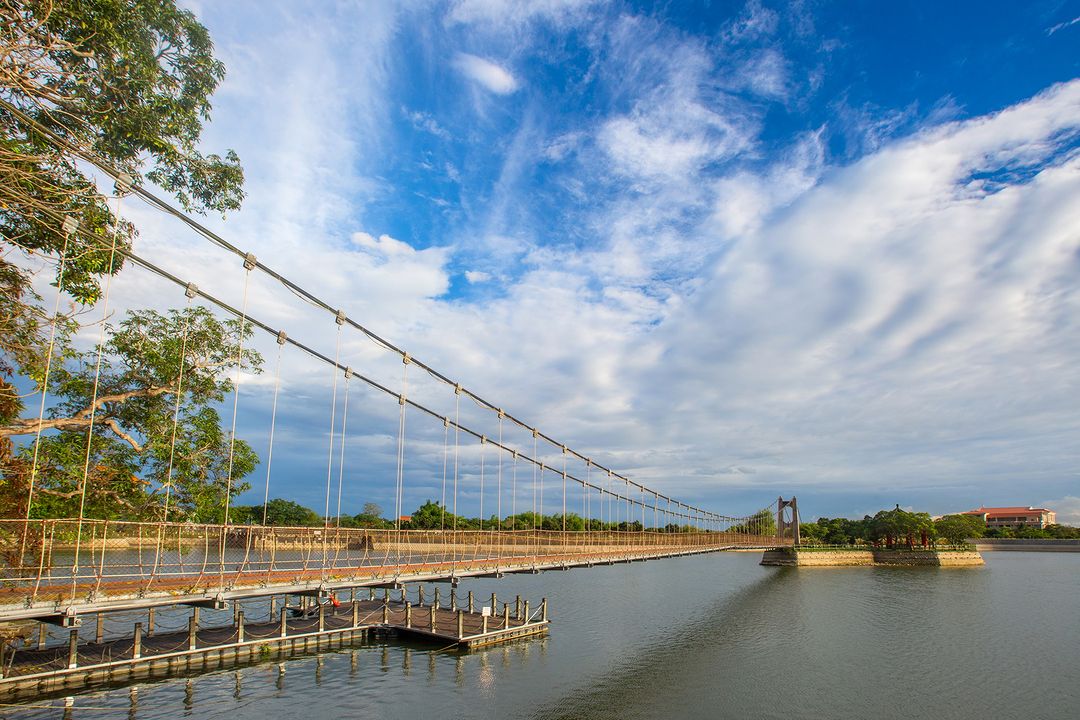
[4,552,1078,720]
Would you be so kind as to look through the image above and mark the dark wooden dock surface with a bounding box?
[0,597,548,701]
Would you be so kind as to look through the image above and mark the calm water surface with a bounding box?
[4,552,1077,719]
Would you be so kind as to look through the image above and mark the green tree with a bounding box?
[1,0,243,471]
[1,307,261,521]
[934,514,985,545]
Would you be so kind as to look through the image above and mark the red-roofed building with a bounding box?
[961,506,1056,529]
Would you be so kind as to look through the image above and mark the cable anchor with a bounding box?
[114,172,135,195]
[335,309,346,325]
[276,329,287,345]
[184,282,198,299]
[62,215,79,237]
[243,252,257,271]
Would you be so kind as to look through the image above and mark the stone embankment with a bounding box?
[760,548,984,567]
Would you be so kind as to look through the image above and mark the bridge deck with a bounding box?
[0,521,786,623]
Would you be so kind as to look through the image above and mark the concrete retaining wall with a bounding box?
[761,548,983,567]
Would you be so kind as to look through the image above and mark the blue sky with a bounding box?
[91,0,1080,523]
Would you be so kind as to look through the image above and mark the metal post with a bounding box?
[269,596,276,619]
[67,629,78,669]
[541,598,548,622]
[96,612,104,644]
[434,586,440,609]
[503,603,509,628]
[193,606,200,626]
[318,604,325,633]
[456,609,464,639]
[450,587,457,611]
[37,622,46,650]
[482,613,488,634]
[188,616,197,651]
[418,585,424,606]
[405,602,412,628]
[351,600,359,627]
[279,607,288,638]
[237,611,245,643]
[515,595,521,620]
[382,603,389,624]
[523,600,530,624]
[148,606,155,637]
[133,622,142,659]
[384,588,390,605]
[467,591,474,613]
[490,592,497,614]
[429,605,436,632]
[233,601,239,627]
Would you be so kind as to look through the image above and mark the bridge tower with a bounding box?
[777,497,800,545]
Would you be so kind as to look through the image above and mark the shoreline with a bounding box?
[761,547,984,567]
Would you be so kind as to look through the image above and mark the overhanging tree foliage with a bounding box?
[0,0,243,438]
[0,1,248,522]
[1,307,262,521]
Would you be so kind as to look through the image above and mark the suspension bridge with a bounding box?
[0,104,800,698]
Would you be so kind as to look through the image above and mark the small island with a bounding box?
[762,506,985,567]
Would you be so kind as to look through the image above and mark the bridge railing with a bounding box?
[0,519,787,610]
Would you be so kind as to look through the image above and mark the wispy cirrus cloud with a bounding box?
[452,52,520,94]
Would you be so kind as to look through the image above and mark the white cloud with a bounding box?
[465,270,492,283]
[1046,15,1080,35]
[452,52,520,94]
[447,0,597,27]
[1041,496,1080,525]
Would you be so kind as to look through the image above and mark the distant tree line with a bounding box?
[800,506,1080,547]
[225,498,774,533]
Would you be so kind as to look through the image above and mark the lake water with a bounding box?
[4,551,1077,719]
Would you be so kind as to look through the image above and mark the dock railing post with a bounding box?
[96,612,104,644]
[234,611,244,643]
[434,586,440,609]
[37,622,46,650]
[133,622,142,659]
[369,587,375,601]
[467,591,474,613]
[269,596,276,620]
[382,602,389,624]
[318,604,325,633]
[523,600,530,624]
[457,609,464,639]
[490,592,497,614]
[405,602,412,628]
[515,595,521,620]
[418,585,424,606]
[400,586,407,603]
[352,600,359,627]
[67,629,78,669]
[148,606,155,637]
[188,616,197,651]
[429,605,436,632]
[482,613,488,634]
[541,598,548,622]
[384,588,390,605]
[279,607,288,639]
[450,587,457,611]
[503,603,509,629]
